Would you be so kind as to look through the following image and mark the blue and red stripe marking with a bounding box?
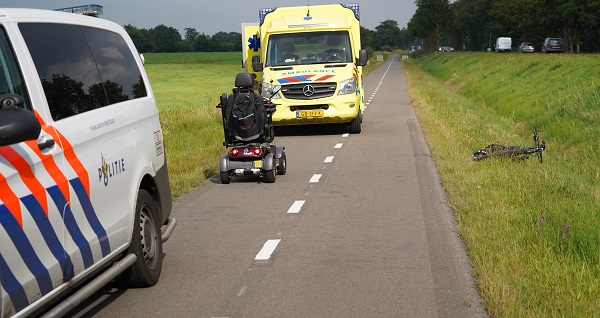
[0,178,110,312]
[0,146,48,224]
[0,111,109,312]
[277,74,335,84]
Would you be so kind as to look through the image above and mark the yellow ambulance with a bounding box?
[243,3,368,133]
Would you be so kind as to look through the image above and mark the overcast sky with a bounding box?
[1,1,416,35]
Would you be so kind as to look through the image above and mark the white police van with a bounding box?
[0,6,176,317]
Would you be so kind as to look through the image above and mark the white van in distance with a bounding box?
[0,6,175,317]
[495,37,512,52]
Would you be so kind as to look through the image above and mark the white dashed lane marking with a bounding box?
[255,239,281,260]
[365,59,393,109]
[260,132,349,264]
[287,200,305,214]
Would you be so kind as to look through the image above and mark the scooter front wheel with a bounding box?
[277,151,287,175]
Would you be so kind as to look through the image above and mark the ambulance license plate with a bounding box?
[296,110,324,118]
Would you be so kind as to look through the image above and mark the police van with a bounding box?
[0,6,176,317]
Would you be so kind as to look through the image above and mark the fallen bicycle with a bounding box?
[472,127,545,163]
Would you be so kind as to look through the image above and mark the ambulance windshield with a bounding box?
[266,31,352,66]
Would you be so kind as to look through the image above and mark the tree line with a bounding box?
[124,21,415,54]
[408,0,600,53]
[124,25,242,52]
[124,0,598,54]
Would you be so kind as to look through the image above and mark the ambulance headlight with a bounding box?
[263,82,281,99]
[338,77,357,95]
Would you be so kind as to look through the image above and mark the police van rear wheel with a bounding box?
[124,189,163,287]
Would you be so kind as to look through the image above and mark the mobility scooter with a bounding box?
[216,72,286,184]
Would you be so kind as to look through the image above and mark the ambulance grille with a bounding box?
[281,82,337,100]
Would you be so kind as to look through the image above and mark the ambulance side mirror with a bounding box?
[0,94,41,146]
[252,55,263,72]
[357,49,368,66]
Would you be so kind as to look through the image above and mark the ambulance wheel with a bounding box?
[277,151,287,175]
[349,113,362,134]
[264,168,276,183]
[123,189,163,287]
[220,171,231,184]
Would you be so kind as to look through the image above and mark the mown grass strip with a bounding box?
[402,52,599,317]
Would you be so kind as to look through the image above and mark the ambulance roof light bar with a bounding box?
[259,4,359,26]
[259,8,275,26]
[342,3,360,20]
[55,4,103,17]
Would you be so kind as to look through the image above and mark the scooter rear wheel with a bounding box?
[220,171,231,184]
[264,168,276,183]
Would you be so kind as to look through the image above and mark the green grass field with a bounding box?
[402,52,599,317]
[144,52,388,198]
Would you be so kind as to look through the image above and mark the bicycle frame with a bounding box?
[472,127,545,163]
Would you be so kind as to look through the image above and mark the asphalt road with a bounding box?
[72,55,486,318]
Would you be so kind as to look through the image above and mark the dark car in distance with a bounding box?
[542,38,564,53]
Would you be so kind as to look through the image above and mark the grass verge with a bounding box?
[402,52,599,317]
[144,52,241,197]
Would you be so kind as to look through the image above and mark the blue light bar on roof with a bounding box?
[259,4,359,26]
[342,3,360,20]
[55,4,103,17]
[259,8,275,26]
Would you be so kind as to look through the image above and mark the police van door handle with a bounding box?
[38,138,55,150]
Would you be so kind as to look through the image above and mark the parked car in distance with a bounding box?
[439,46,455,52]
[542,38,564,53]
[518,42,535,53]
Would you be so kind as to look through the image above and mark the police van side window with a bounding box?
[19,23,147,121]
[0,27,31,110]
[82,26,147,102]
[20,23,105,120]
